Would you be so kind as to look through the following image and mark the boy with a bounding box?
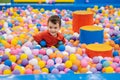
[29,15,66,47]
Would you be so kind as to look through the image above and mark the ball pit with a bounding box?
[0,5,119,77]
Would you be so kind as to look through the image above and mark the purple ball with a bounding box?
[92,57,100,64]
[62,56,69,63]
[71,65,78,71]
[2,66,10,71]
[2,55,9,61]
[96,63,103,71]
[28,54,34,60]
[57,65,65,71]
[21,59,28,66]
[42,55,49,61]
[90,67,97,73]
[51,68,59,74]
[12,70,20,75]
[33,65,40,70]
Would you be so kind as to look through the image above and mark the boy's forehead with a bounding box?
[48,21,59,26]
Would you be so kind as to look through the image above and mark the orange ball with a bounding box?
[73,60,81,67]
[56,53,63,58]
[49,53,56,59]
[81,44,87,48]
[109,40,115,47]
[17,59,22,64]
[76,48,82,55]
[25,64,33,70]
[33,70,41,74]
[114,44,119,50]
[69,39,74,43]
[80,68,88,73]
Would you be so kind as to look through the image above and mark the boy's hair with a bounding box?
[47,15,61,27]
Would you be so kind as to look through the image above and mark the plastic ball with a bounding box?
[4,59,12,67]
[51,68,59,74]
[20,54,28,60]
[38,61,45,68]
[42,68,49,73]
[40,40,46,47]
[55,57,62,64]
[65,60,72,68]
[115,67,120,73]
[32,49,39,56]
[42,55,49,61]
[90,67,97,73]
[3,69,11,75]
[96,63,102,71]
[113,51,119,57]
[92,57,100,64]
[71,65,78,72]
[105,66,114,73]
[9,55,17,62]
[2,55,9,61]
[34,45,41,49]
[46,48,53,55]
[58,45,65,51]
[8,22,13,28]
[12,70,20,75]
[81,60,88,67]
[21,59,28,66]
[57,65,65,71]
[25,69,33,74]
[40,8,45,13]
[39,49,46,55]
[47,59,54,67]
[103,61,110,67]
[29,59,38,65]
[33,69,41,74]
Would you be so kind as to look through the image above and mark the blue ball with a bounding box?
[113,51,119,57]
[17,11,21,14]
[67,70,74,74]
[8,22,13,28]
[36,23,41,27]
[49,66,55,72]
[40,40,46,47]
[100,59,106,64]
[58,45,65,51]
[114,39,120,44]
[4,59,12,67]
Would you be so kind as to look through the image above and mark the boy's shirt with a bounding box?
[33,30,65,47]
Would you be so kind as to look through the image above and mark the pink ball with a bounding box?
[64,68,70,73]
[115,67,120,73]
[25,69,33,74]
[10,49,18,55]
[32,49,39,56]
[111,63,117,69]
[0,70,2,74]
[113,57,120,63]
[39,49,46,55]
[47,59,54,67]
[55,57,62,64]
[11,64,17,70]
[81,59,88,67]
[59,71,65,74]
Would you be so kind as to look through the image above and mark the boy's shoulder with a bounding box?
[57,32,64,39]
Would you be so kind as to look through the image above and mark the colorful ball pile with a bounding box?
[0,5,119,75]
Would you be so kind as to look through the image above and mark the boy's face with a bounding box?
[48,21,60,37]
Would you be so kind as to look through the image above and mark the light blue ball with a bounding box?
[102,61,110,67]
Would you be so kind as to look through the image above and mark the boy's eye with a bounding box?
[54,27,57,29]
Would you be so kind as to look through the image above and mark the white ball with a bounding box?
[69,47,76,53]
[0,64,5,70]
[7,35,13,40]
[65,45,71,51]
[46,48,53,55]
[62,51,69,56]
[100,6,104,10]
[29,58,38,65]
[73,32,79,37]
[104,28,110,32]
[114,26,119,31]
[5,48,11,53]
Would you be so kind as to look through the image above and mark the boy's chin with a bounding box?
[50,33,57,37]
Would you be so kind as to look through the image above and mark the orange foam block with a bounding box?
[72,11,93,33]
[86,44,113,58]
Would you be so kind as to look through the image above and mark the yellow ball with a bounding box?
[38,61,45,68]
[9,55,17,62]
[11,39,18,46]
[3,69,11,75]
[109,5,113,9]
[15,66,25,74]
[94,5,98,10]
[105,66,114,73]
[20,54,28,60]
[70,54,76,62]
[40,8,45,13]
[42,68,49,73]
[65,60,72,68]
[87,8,91,12]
